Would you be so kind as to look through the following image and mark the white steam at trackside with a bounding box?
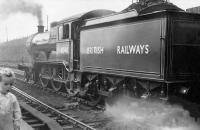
[0,0,43,25]
[104,96,200,130]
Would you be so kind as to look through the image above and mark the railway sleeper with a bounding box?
[62,125,74,129]
[45,112,57,117]
[40,108,49,113]
[77,123,88,130]
[86,122,98,127]
[30,123,46,129]
[25,119,41,124]
[20,102,63,130]
[57,119,72,125]
[22,116,34,120]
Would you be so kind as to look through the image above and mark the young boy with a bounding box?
[0,68,21,130]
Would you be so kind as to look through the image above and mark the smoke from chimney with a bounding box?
[0,0,43,25]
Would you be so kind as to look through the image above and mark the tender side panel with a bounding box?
[80,18,165,79]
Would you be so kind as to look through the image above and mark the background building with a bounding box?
[186,6,200,13]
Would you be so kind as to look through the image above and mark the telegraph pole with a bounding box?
[5,26,8,42]
[46,15,48,31]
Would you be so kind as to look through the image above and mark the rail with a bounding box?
[12,86,96,130]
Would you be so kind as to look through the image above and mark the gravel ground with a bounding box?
[14,80,68,107]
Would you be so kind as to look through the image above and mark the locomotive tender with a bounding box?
[21,0,200,105]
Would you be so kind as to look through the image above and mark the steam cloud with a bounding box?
[0,0,43,25]
[105,96,200,130]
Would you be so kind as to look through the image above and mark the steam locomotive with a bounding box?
[19,0,200,105]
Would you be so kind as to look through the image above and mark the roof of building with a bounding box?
[186,6,200,14]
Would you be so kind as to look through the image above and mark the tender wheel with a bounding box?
[39,74,49,88]
[87,92,102,106]
[127,79,138,97]
[86,81,102,106]
[50,79,62,91]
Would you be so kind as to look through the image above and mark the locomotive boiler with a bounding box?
[20,0,200,106]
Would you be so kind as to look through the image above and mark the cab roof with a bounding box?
[51,9,115,27]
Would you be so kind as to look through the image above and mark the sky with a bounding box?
[0,0,200,42]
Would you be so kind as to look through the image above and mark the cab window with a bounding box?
[58,25,63,40]
[50,27,58,40]
[63,24,69,39]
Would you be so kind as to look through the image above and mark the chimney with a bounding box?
[37,25,44,33]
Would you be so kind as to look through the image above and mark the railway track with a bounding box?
[12,86,97,130]
[20,106,49,130]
